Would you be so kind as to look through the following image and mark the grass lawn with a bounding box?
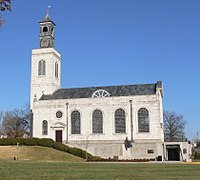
[0,161,199,179]
[0,146,83,162]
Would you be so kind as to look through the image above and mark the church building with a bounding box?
[30,11,167,160]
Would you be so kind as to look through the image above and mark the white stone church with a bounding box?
[30,12,192,161]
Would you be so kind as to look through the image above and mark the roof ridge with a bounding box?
[58,82,156,91]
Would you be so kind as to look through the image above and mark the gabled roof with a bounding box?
[40,81,162,100]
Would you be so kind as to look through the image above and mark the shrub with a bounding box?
[88,156,101,161]
[0,138,25,146]
[194,151,200,160]
[38,138,54,147]
[53,142,69,152]
[24,137,40,146]
[68,147,84,158]
[0,138,12,146]
[11,138,25,145]
[67,147,94,159]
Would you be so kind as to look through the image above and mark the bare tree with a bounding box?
[0,0,12,26]
[0,13,4,25]
[0,0,11,11]
[0,111,5,137]
[0,111,4,122]
[2,107,31,138]
[164,110,186,142]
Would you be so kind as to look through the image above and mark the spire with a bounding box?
[45,5,51,21]
[40,5,55,25]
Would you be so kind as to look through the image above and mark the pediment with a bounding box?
[50,122,66,129]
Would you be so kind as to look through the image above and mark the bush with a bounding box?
[194,151,200,160]
[53,142,69,152]
[0,138,25,146]
[68,147,83,158]
[24,137,40,146]
[67,147,93,159]
[38,138,54,147]
[87,155,101,161]
[0,138,12,146]
[11,138,25,145]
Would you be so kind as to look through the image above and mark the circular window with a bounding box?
[56,111,63,118]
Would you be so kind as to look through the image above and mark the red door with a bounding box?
[55,130,62,142]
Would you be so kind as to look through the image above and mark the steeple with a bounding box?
[30,8,61,109]
[39,6,55,48]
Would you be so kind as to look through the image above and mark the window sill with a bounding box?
[113,133,127,135]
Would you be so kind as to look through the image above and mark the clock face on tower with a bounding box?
[40,39,49,48]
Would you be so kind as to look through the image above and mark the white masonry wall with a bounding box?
[30,48,61,109]
[32,90,164,159]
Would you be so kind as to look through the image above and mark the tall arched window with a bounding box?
[71,111,81,134]
[115,109,126,133]
[38,60,46,76]
[138,108,149,132]
[42,120,48,135]
[92,110,103,134]
[55,62,58,78]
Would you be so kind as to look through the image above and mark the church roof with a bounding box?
[40,81,162,100]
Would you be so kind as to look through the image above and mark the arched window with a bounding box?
[138,108,149,132]
[43,26,48,32]
[92,110,103,134]
[42,120,48,135]
[38,60,46,76]
[43,26,48,35]
[71,111,81,134]
[55,62,58,78]
[115,109,126,133]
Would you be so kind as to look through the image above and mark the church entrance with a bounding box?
[166,145,180,161]
[55,130,62,142]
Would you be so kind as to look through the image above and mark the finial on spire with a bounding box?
[46,5,51,17]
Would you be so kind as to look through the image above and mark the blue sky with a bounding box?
[0,0,200,140]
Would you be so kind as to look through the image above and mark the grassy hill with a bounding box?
[0,146,84,162]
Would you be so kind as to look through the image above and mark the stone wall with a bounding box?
[68,139,163,160]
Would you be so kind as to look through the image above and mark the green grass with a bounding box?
[0,146,199,179]
[0,161,199,179]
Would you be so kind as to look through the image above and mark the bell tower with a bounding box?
[39,6,55,48]
[30,8,61,109]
